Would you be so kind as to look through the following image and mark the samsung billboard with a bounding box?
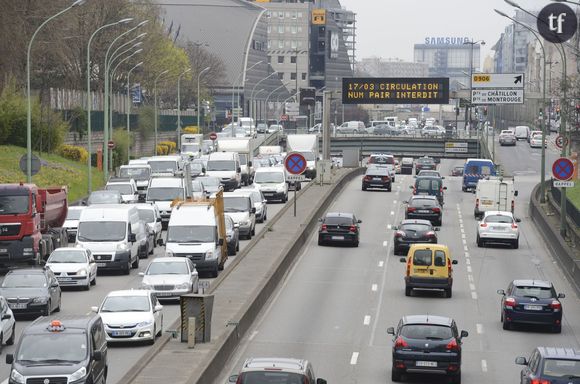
[424,37,471,45]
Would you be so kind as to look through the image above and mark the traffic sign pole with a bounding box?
[284,152,307,217]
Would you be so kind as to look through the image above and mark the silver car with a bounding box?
[139,257,199,300]
[135,203,163,252]
[477,211,521,249]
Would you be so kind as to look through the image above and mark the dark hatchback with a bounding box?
[404,196,443,226]
[362,167,391,191]
[388,315,468,383]
[318,212,361,247]
[498,279,565,333]
[411,176,446,206]
[451,166,464,177]
[0,268,62,317]
[516,347,580,384]
[415,157,436,175]
[393,219,438,255]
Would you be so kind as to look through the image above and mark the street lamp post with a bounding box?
[250,72,278,133]
[126,62,143,161]
[86,18,133,191]
[265,82,291,124]
[197,67,211,133]
[463,39,485,139]
[177,68,192,151]
[26,0,86,183]
[154,70,169,155]
[231,60,264,132]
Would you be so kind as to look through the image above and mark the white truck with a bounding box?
[181,134,203,159]
[216,138,254,186]
[474,176,518,219]
[258,146,282,156]
[286,134,318,179]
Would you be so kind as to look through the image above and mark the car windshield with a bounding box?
[254,172,284,183]
[300,152,316,161]
[148,161,177,173]
[324,216,353,226]
[513,286,554,299]
[77,221,126,242]
[401,223,431,232]
[410,198,437,208]
[48,250,87,264]
[419,171,439,177]
[182,144,200,153]
[417,158,434,165]
[0,195,29,215]
[239,372,308,383]
[17,334,87,363]
[199,177,220,187]
[146,187,184,201]
[2,274,46,288]
[466,165,493,175]
[101,295,150,312]
[106,184,133,195]
[119,167,150,180]
[167,225,215,243]
[87,192,120,204]
[137,209,155,223]
[500,130,513,135]
[239,154,247,165]
[207,160,235,171]
[147,261,189,275]
[400,324,453,340]
[224,197,250,212]
[485,215,513,224]
[542,359,580,379]
[66,209,83,220]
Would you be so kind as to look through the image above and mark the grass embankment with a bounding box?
[568,183,580,211]
[0,145,104,203]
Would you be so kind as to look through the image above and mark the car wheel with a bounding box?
[502,318,511,330]
[436,219,442,226]
[84,280,90,291]
[211,266,219,278]
[452,373,462,384]
[476,235,483,248]
[236,241,239,252]
[394,247,399,256]
[0,334,3,353]
[387,186,392,192]
[251,226,255,236]
[6,324,15,345]
[318,237,324,246]
[362,186,367,191]
[405,287,412,297]
[353,240,359,247]
[445,288,452,298]
[43,301,51,316]
[552,325,562,333]
[123,261,131,275]
[149,241,154,254]
[91,274,97,286]
[462,186,467,192]
[149,327,156,345]
[513,239,519,249]
[55,294,61,312]
[391,368,402,382]
[132,255,139,269]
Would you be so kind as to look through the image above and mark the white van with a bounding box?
[147,155,183,176]
[146,177,192,228]
[206,152,241,191]
[474,176,518,219]
[223,192,256,239]
[514,125,530,141]
[105,179,139,204]
[164,203,226,278]
[118,164,151,199]
[337,121,365,134]
[76,205,146,274]
[252,167,288,203]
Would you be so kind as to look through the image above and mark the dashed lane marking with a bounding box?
[468,274,474,282]
[387,224,392,230]
[471,291,478,299]
[476,324,483,334]
[466,259,471,265]
[350,352,359,365]
[383,241,388,247]
[371,284,378,292]
[364,316,371,325]
[390,211,394,216]
[481,359,488,372]
[469,283,476,291]
[465,252,470,258]
[464,246,468,251]
[378,261,384,267]
[467,266,473,273]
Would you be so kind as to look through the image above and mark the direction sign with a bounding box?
[287,174,306,182]
[209,132,217,141]
[555,135,568,149]
[472,73,524,89]
[284,152,307,175]
[554,180,575,188]
[552,157,574,181]
[471,89,524,105]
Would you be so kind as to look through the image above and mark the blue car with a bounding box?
[462,158,496,191]
[516,347,580,383]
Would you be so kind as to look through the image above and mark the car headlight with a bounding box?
[10,369,25,384]
[77,268,88,276]
[32,296,48,304]
[137,320,153,327]
[116,243,129,251]
[205,250,217,260]
[240,220,250,226]
[226,235,232,241]
[141,282,152,290]
[165,250,174,257]
[276,186,285,193]
[69,366,87,382]
[176,282,190,289]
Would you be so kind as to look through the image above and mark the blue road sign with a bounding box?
[284,152,307,175]
[552,157,574,181]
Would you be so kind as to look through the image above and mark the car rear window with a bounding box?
[484,215,513,224]
[401,223,431,232]
[400,324,453,340]
[412,250,432,266]
[416,179,441,191]
[417,158,434,164]
[240,372,308,383]
[410,198,437,207]
[542,359,580,379]
[324,216,353,226]
[513,286,554,299]
[366,168,389,176]
[369,156,393,165]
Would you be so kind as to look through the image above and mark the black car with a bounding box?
[373,124,400,136]
[400,158,414,175]
[0,268,61,317]
[318,212,361,247]
[393,219,438,255]
[224,214,240,256]
[404,195,443,226]
[498,279,565,333]
[516,347,580,384]
[387,315,468,383]
[451,166,464,177]
[411,176,446,206]
[415,156,436,175]
[362,167,391,191]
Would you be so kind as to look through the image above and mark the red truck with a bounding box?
[0,183,68,265]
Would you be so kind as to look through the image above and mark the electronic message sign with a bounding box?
[342,77,449,105]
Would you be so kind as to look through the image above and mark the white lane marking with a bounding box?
[1,379,7,384]
[465,252,470,258]
[461,233,466,239]
[390,211,394,216]
[469,283,476,291]
[393,200,397,204]
[481,359,488,372]
[476,324,483,334]
[350,352,359,365]
[468,274,474,282]
[471,291,478,299]
[467,265,473,273]
[371,284,378,292]
[383,241,388,247]
[464,245,468,251]
[249,331,259,341]
[387,224,392,230]
[460,228,465,234]
[378,261,384,267]
[462,239,467,245]
[465,259,471,265]
[364,315,371,325]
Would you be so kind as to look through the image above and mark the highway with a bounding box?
[0,187,292,384]
[216,133,580,384]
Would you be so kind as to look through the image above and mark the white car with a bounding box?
[421,125,444,137]
[237,188,268,223]
[476,211,521,249]
[0,296,15,348]
[63,206,85,243]
[135,203,163,251]
[46,248,97,290]
[139,257,199,299]
[105,179,139,204]
[529,132,546,148]
[93,290,163,344]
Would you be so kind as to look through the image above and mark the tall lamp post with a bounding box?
[197,67,211,133]
[231,60,263,129]
[265,82,291,124]
[126,62,143,161]
[26,0,86,183]
[463,39,485,138]
[154,70,169,155]
[86,18,133,191]
[177,68,192,150]
[250,72,278,130]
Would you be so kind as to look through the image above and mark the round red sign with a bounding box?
[209,132,218,141]
[107,140,115,149]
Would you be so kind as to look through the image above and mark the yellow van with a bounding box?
[399,244,457,298]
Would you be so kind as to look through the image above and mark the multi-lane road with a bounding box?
[217,133,579,383]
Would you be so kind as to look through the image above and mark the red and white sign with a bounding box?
[280,114,289,121]
[209,132,218,141]
[107,140,115,149]
[555,135,568,149]
[284,152,307,175]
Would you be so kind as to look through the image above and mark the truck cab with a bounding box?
[118,164,151,199]
[146,176,192,229]
[474,176,518,219]
[206,152,242,191]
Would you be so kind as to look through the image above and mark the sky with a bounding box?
[338,0,553,64]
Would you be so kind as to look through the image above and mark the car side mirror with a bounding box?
[234,223,239,229]
[91,306,99,313]
[248,161,253,167]
[558,293,566,298]
[451,260,458,265]
[228,375,239,383]
[497,289,505,295]
[154,304,163,312]
[408,185,414,189]
[392,226,399,230]
[399,257,406,263]
[129,233,136,243]
[51,282,59,288]
[514,190,518,197]
[515,356,527,366]
[318,218,323,222]
[434,227,440,231]
[6,354,13,364]
[472,190,476,194]
[135,191,139,195]
[138,272,145,277]
[202,168,206,173]
[387,327,395,335]
[93,351,103,361]
[402,201,408,204]
[218,239,224,246]
[316,379,327,384]
[443,186,447,190]
[251,207,256,214]
[157,217,162,222]
[441,176,445,179]
[515,218,521,223]
[460,330,468,338]
[357,219,362,223]
[237,167,241,173]
[1,314,10,321]
[157,238,164,246]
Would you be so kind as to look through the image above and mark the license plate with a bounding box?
[418,210,430,213]
[416,361,437,367]
[331,236,344,240]
[111,330,133,337]
[524,305,543,311]
[0,249,7,253]
[156,292,174,297]
[481,199,494,205]
[9,303,26,309]
[373,177,382,181]
[58,277,72,281]
[96,262,106,267]
[491,226,506,231]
